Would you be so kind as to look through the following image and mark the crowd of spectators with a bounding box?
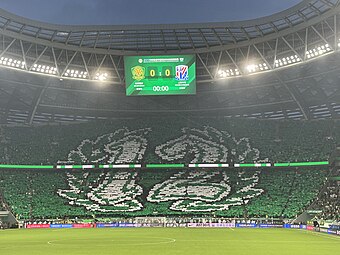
[0,168,328,220]
[0,118,338,165]
[311,168,340,221]
[0,118,338,221]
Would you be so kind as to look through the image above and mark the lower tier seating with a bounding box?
[0,168,327,220]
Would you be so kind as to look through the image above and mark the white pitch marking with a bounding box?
[300,230,340,241]
[47,237,176,246]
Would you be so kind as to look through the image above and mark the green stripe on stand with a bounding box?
[274,161,328,167]
[0,165,54,169]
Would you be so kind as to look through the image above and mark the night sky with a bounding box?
[0,0,301,25]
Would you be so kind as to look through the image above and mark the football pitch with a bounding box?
[0,228,339,255]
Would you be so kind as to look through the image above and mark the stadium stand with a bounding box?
[309,169,340,221]
[0,118,337,221]
[0,168,328,220]
[0,118,339,165]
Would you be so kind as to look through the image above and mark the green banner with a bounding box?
[0,165,54,169]
[274,161,328,167]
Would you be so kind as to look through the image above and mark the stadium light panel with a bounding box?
[0,57,25,70]
[31,63,57,75]
[246,63,269,74]
[275,55,301,68]
[94,72,109,81]
[217,68,240,79]
[306,44,332,60]
[64,69,88,79]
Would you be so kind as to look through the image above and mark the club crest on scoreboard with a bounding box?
[131,66,146,81]
[175,65,189,81]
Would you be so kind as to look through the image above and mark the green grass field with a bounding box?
[0,228,339,255]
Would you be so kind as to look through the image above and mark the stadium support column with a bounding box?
[27,80,52,125]
[0,109,6,124]
[275,73,310,120]
[329,145,340,167]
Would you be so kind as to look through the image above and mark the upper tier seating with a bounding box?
[0,118,338,165]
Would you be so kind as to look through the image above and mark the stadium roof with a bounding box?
[0,0,339,124]
[0,0,338,53]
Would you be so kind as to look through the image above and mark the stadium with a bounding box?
[0,0,339,254]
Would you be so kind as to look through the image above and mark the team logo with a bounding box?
[175,65,189,81]
[131,66,145,81]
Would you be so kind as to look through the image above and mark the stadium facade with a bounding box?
[0,0,339,125]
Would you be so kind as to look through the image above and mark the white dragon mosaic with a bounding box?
[155,126,260,163]
[57,126,264,212]
[147,170,264,212]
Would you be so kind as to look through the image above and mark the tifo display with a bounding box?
[0,168,328,219]
[124,55,196,96]
[0,118,338,166]
[0,118,338,221]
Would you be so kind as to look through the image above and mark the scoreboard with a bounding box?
[124,55,196,96]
